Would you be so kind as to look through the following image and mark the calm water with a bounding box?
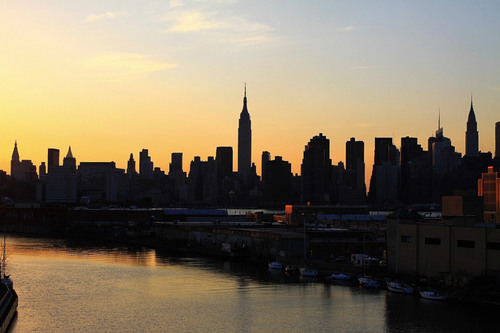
[5,235,498,332]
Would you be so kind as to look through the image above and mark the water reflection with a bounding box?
[6,235,499,333]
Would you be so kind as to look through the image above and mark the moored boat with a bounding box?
[0,233,17,333]
[268,261,283,270]
[299,267,318,277]
[386,280,414,294]
[327,273,351,280]
[419,289,448,301]
[358,277,380,288]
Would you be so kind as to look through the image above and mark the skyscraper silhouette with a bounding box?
[495,121,499,160]
[465,97,479,157]
[10,141,20,178]
[139,149,153,179]
[127,153,136,178]
[47,148,60,174]
[63,146,76,171]
[345,138,365,192]
[301,133,332,204]
[238,85,251,179]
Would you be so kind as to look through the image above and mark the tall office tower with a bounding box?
[46,147,77,203]
[368,138,399,207]
[216,147,233,199]
[301,133,332,204]
[216,147,233,180]
[263,156,292,204]
[127,153,136,177]
[10,141,37,182]
[63,146,76,171]
[169,153,183,175]
[139,149,153,179]
[188,156,217,204]
[39,162,46,177]
[400,137,428,204]
[47,148,60,174]
[261,151,270,182]
[496,122,500,159]
[238,85,252,179]
[465,98,479,157]
[10,141,20,178]
[345,138,365,191]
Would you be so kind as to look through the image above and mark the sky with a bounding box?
[1,0,499,186]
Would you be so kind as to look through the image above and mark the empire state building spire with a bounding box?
[465,95,479,157]
[238,84,252,178]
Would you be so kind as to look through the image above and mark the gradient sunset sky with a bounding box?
[1,0,499,183]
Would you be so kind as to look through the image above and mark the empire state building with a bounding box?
[238,85,251,178]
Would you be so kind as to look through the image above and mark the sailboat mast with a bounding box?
[2,230,5,280]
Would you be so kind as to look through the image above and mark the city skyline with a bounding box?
[1,1,500,180]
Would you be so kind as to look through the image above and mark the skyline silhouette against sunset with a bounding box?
[1,1,499,180]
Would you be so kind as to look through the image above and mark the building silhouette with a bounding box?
[496,121,500,160]
[47,148,60,173]
[369,138,399,207]
[188,156,217,204]
[238,85,252,179]
[261,151,270,181]
[45,147,77,203]
[301,133,332,204]
[216,146,233,201]
[63,146,76,171]
[139,149,153,179]
[263,155,292,205]
[342,137,366,204]
[10,141,37,182]
[465,98,479,158]
[167,153,187,204]
[127,153,136,178]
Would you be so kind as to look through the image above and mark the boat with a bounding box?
[284,264,298,273]
[299,267,318,277]
[268,261,283,270]
[386,280,414,294]
[327,273,351,280]
[418,249,447,300]
[0,232,18,333]
[358,277,380,288]
[419,290,448,301]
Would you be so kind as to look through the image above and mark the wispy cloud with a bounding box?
[337,25,355,32]
[169,0,184,8]
[353,123,373,128]
[82,53,176,75]
[84,11,128,23]
[350,66,379,70]
[165,11,272,33]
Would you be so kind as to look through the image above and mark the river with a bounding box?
[5,235,497,332]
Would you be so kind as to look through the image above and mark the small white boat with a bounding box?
[358,277,380,288]
[268,261,283,270]
[327,273,351,280]
[419,290,448,301]
[387,281,414,294]
[299,267,318,277]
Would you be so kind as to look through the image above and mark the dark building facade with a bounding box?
[301,133,332,204]
[216,146,233,201]
[47,148,60,174]
[369,138,399,207]
[263,156,292,205]
[139,149,153,179]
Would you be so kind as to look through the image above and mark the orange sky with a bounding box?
[1,1,499,187]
